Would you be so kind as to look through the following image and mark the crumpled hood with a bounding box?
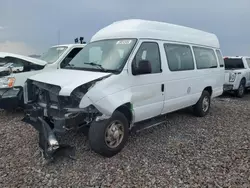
[0,52,47,66]
[29,69,112,96]
[0,66,9,72]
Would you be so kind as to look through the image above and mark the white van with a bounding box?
[223,56,250,97]
[22,19,224,160]
[0,43,85,110]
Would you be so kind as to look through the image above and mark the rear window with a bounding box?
[224,58,245,70]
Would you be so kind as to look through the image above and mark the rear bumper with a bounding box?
[223,84,234,91]
[0,87,22,110]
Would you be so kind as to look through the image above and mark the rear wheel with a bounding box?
[88,111,129,157]
[236,79,245,98]
[193,90,211,117]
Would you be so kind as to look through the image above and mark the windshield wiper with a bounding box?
[84,62,106,71]
[64,64,75,69]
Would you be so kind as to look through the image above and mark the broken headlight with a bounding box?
[0,77,16,88]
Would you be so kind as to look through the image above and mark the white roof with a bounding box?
[224,56,250,59]
[0,52,47,66]
[91,19,220,48]
[51,43,86,48]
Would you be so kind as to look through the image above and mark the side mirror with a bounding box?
[132,60,152,75]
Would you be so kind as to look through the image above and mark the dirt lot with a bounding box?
[0,93,250,187]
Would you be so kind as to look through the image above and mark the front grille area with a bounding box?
[26,80,80,109]
[26,80,61,107]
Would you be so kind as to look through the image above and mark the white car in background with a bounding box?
[223,56,250,97]
[0,43,85,110]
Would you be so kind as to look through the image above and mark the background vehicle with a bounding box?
[23,19,224,160]
[0,43,85,110]
[223,56,250,97]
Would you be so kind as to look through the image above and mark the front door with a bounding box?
[128,41,165,122]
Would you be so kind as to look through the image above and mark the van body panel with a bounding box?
[25,20,224,123]
[22,19,225,159]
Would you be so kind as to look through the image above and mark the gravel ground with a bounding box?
[1,93,250,187]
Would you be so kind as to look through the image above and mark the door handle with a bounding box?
[161,84,164,92]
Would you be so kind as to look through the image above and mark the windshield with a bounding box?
[40,46,68,64]
[224,58,245,70]
[63,39,137,73]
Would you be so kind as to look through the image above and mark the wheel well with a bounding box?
[204,86,212,96]
[241,77,246,84]
[115,103,133,125]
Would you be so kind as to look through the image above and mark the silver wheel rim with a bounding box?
[239,84,244,95]
[202,96,209,112]
[105,120,124,149]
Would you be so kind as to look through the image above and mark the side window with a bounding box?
[60,48,82,68]
[246,58,250,68]
[133,42,161,74]
[164,43,194,71]
[193,47,218,69]
[216,50,224,67]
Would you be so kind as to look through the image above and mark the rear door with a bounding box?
[161,42,197,113]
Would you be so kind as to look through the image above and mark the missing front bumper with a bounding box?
[22,102,101,161]
[22,106,76,161]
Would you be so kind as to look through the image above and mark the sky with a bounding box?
[0,0,249,56]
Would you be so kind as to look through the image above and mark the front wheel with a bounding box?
[88,111,129,157]
[193,90,211,117]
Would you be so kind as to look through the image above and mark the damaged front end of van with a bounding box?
[22,75,110,161]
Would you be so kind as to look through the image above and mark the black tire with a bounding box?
[193,90,211,117]
[236,79,245,98]
[18,91,24,108]
[88,111,129,157]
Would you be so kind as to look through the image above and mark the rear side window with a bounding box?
[224,58,245,70]
[246,58,250,68]
[164,43,194,71]
[216,50,224,67]
[193,47,218,69]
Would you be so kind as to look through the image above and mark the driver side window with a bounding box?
[132,42,162,74]
[60,47,82,68]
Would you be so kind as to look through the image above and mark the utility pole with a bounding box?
[57,30,61,45]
